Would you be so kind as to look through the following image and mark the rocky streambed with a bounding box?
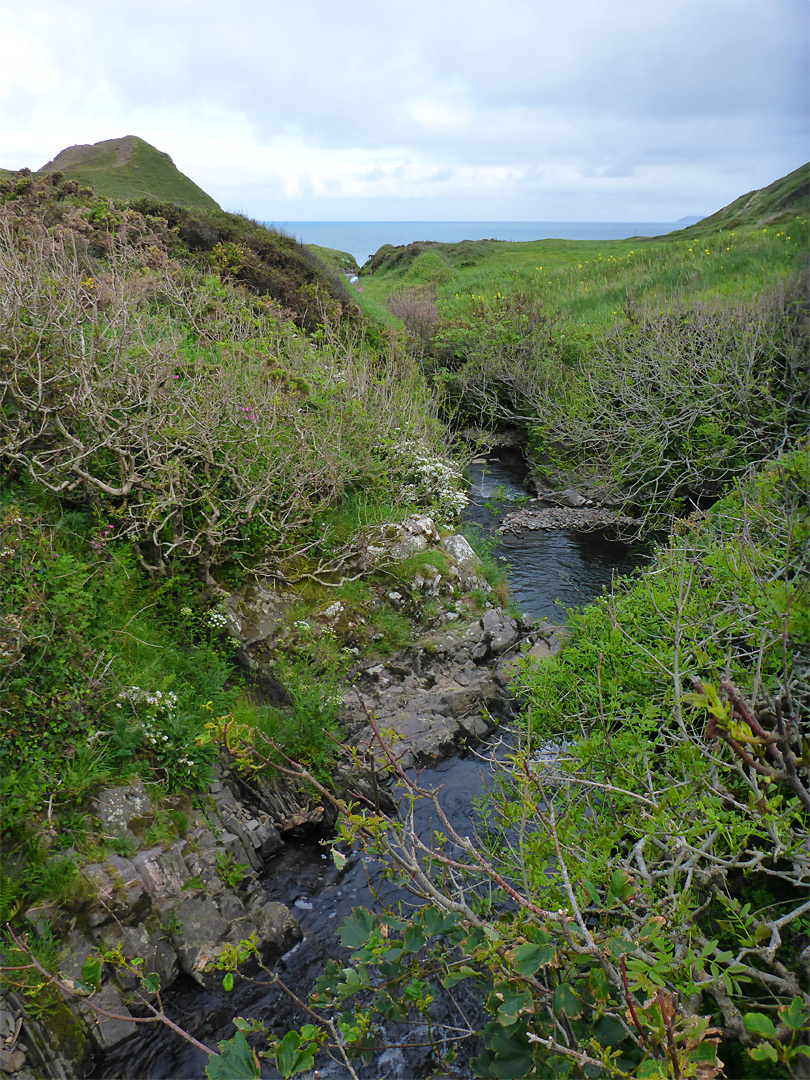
[7,509,561,1079]
[7,457,648,1080]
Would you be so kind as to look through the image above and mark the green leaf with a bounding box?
[443,964,478,988]
[403,922,429,954]
[274,1031,317,1078]
[581,878,600,904]
[143,972,161,995]
[511,942,554,976]
[206,1033,261,1080]
[223,972,234,991]
[593,1016,627,1048]
[422,906,460,937]
[749,1044,778,1063]
[780,997,806,1031]
[338,908,377,950]
[475,1022,536,1080]
[744,1012,776,1038]
[496,986,533,1025]
[552,982,581,1019]
[638,1060,669,1078]
[232,1017,265,1033]
[608,867,634,901]
[80,957,102,992]
[607,937,635,959]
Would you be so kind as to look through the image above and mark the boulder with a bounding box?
[439,534,482,586]
[80,986,137,1051]
[250,900,302,959]
[92,782,153,842]
[167,894,229,981]
[130,842,190,902]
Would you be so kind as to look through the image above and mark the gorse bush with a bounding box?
[0,184,464,587]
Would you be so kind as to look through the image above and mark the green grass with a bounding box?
[38,136,219,208]
[306,244,360,276]
[679,159,809,234]
[356,216,809,333]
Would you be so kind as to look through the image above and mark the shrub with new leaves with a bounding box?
[0,193,459,584]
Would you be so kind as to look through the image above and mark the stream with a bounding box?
[93,454,649,1079]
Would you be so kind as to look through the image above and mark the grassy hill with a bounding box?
[349,163,807,532]
[681,160,809,234]
[37,135,220,209]
[354,162,809,330]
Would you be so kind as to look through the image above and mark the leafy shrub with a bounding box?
[223,449,808,1079]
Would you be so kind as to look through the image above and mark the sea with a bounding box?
[265,220,686,268]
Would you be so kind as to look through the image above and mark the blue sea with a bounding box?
[266,220,685,268]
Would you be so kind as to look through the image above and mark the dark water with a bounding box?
[465,453,649,623]
[94,454,649,1079]
[268,220,682,267]
[94,753,499,1079]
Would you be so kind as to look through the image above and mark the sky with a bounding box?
[1,0,807,222]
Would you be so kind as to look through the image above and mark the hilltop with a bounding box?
[36,135,220,208]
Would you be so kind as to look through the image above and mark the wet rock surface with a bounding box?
[15,510,578,1078]
[18,777,304,1075]
[342,608,560,769]
[501,504,638,531]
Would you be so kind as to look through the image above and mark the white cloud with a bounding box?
[1,0,806,219]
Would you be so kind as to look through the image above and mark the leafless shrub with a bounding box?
[387,285,441,359]
[0,216,450,585]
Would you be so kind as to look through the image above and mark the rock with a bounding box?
[439,689,480,717]
[500,506,638,532]
[131,842,190,902]
[526,626,568,662]
[97,924,178,994]
[378,1046,409,1078]
[251,901,302,959]
[22,902,60,938]
[218,892,247,923]
[57,933,98,985]
[81,986,137,1050]
[222,582,296,646]
[439,534,482,585]
[389,515,439,559]
[92,782,153,841]
[0,1048,27,1073]
[168,894,229,981]
[557,486,587,508]
[489,617,519,657]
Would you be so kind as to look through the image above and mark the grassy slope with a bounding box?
[354,164,809,331]
[37,135,220,209]
[0,171,458,929]
[679,159,810,234]
[306,243,360,276]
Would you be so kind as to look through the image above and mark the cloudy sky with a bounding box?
[1,0,807,221]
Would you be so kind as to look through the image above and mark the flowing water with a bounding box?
[93,454,650,1079]
[464,452,649,622]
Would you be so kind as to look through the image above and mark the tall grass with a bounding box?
[358,218,808,332]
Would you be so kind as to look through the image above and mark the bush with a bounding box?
[0,206,460,584]
[227,448,809,1079]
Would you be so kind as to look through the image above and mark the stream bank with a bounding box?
[9,456,649,1080]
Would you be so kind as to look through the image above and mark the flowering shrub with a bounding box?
[117,687,213,789]
[386,436,467,521]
